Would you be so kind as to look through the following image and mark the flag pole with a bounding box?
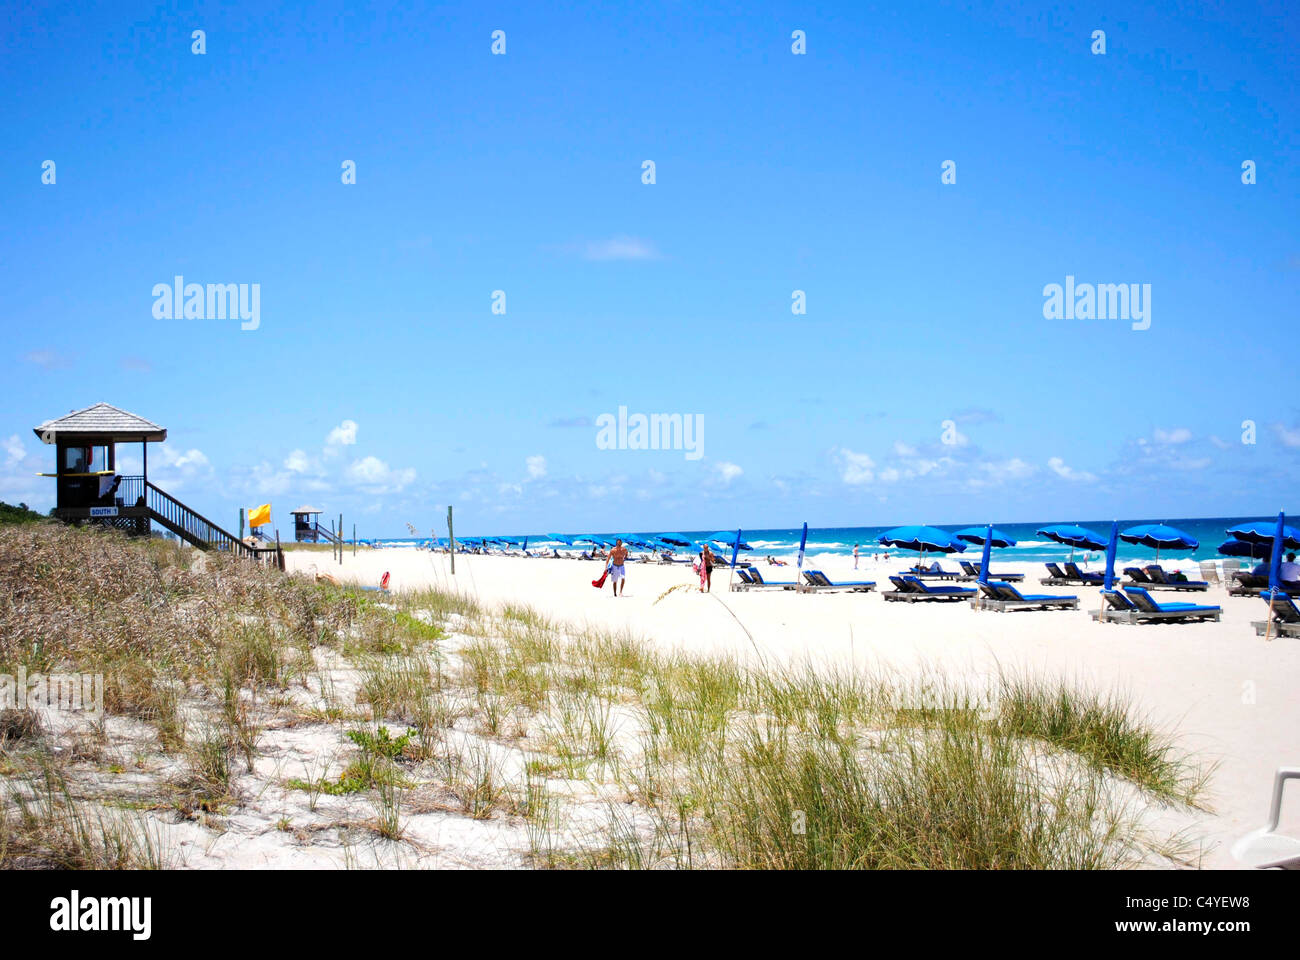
[448,506,456,575]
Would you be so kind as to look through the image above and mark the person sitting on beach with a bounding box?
[608,539,629,597]
[766,555,787,566]
[1251,560,1270,578]
[1282,552,1300,582]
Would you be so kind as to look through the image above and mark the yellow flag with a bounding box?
[248,503,272,528]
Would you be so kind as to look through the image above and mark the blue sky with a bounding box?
[2,1,1297,537]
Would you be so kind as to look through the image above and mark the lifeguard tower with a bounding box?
[35,402,165,536]
[34,402,281,565]
[291,505,340,544]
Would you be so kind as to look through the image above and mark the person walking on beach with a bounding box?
[608,538,629,597]
[853,544,860,569]
[699,544,715,593]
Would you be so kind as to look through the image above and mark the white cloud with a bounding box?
[977,457,1036,483]
[24,349,70,370]
[1047,456,1096,483]
[893,441,917,457]
[284,449,314,473]
[584,236,660,261]
[833,447,875,485]
[1277,425,1300,448]
[248,461,294,496]
[526,455,547,479]
[715,461,743,484]
[4,435,25,468]
[326,420,358,450]
[345,456,414,493]
[158,442,209,473]
[1153,427,1192,445]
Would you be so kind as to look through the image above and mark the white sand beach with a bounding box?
[286,547,1300,869]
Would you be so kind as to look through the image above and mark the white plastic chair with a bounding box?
[1232,767,1300,868]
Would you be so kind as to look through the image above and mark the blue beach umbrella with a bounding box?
[657,534,694,547]
[547,533,574,545]
[1036,523,1107,561]
[1225,520,1300,551]
[797,522,809,579]
[1119,523,1199,564]
[1217,537,1270,559]
[977,524,993,586]
[878,526,966,553]
[707,532,752,551]
[955,526,1018,549]
[878,525,965,567]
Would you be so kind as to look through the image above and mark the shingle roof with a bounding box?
[33,402,167,442]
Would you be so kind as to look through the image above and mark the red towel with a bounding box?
[592,569,609,589]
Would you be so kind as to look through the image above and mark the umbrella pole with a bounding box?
[1266,590,1276,642]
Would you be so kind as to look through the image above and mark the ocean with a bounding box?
[367,516,1276,569]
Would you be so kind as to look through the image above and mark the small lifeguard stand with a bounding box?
[291,506,325,542]
[34,402,166,536]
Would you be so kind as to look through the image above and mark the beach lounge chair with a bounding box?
[1228,572,1267,595]
[1063,562,1105,584]
[1122,566,1154,585]
[1041,562,1101,586]
[883,574,975,602]
[959,560,1024,582]
[1231,767,1300,869]
[1041,562,1095,585]
[906,563,966,580]
[1039,562,1072,585]
[884,575,919,599]
[1141,565,1209,592]
[745,568,799,590]
[1198,560,1221,584]
[1251,592,1300,638]
[973,581,1078,612]
[1089,586,1221,624]
[802,570,876,593]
